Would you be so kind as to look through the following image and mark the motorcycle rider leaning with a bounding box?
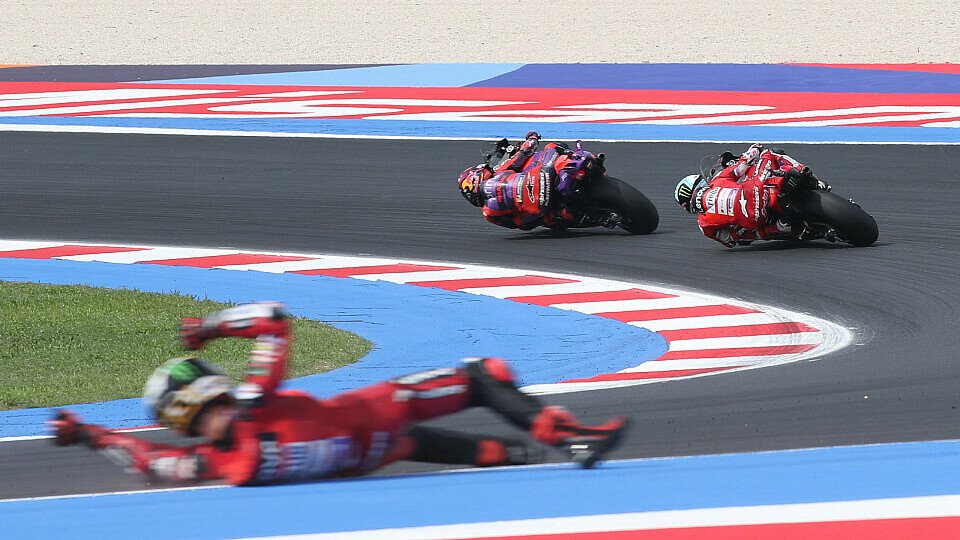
[674,144,828,247]
[50,302,628,485]
[458,132,586,230]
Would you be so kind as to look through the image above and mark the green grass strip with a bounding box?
[0,282,372,410]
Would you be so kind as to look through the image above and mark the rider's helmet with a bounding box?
[143,357,234,435]
[674,174,707,214]
[458,166,492,207]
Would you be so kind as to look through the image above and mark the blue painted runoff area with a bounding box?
[470,63,960,93]
[150,63,526,87]
[0,258,665,437]
[2,116,958,143]
[3,438,959,539]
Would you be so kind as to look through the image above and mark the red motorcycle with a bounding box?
[483,138,659,234]
[699,151,879,247]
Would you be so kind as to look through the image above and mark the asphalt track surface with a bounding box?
[1,132,958,498]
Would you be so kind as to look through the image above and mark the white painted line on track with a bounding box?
[0,484,228,504]
[0,426,165,444]
[3,437,955,502]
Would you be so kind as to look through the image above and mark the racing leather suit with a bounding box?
[65,305,592,485]
[694,147,806,247]
[480,142,578,230]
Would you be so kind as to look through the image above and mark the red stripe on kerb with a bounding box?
[659,322,819,341]
[658,344,818,361]
[597,304,760,322]
[410,275,578,291]
[507,288,675,306]
[137,254,314,268]
[292,263,459,277]
[562,366,733,383]
[0,244,146,259]
[465,516,960,539]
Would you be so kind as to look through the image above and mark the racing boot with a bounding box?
[530,406,629,468]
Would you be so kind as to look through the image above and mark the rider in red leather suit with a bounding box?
[51,303,627,484]
[458,132,581,230]
[676,144,818,247]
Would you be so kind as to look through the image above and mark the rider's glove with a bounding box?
[742,143,763,165]
[179,317,211,350]
[49,409,89,446]
[519,132,541,153]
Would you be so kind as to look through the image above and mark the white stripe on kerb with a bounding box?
[549,295,722,314]
[666,332,822,351]
[0,240,65,251]
[58,247,231,263]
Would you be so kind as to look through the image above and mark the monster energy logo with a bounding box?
[169,360,201,382]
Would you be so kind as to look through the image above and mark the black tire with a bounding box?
[794,190,879,246]
[584,176,659,234]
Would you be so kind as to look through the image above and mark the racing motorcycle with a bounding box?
[483,139,658,234]
[699,152,879,247]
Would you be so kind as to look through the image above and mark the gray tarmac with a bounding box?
[1,132,957,498]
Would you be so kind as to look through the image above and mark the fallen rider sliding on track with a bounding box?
[50,302,628,485]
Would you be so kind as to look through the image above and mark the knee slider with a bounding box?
[463,357,515,384]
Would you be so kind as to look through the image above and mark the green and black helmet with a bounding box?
[674,174,707,214]
[142,357,234,435]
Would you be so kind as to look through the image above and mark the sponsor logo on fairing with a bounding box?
[256,433,359,482]
[361,431,391,472]
[280,436,358,479]
[526,177,536,204]
[709,187,738,217]
[753,185,762,221]
[693,186,707,213]
[256,434,280,482]
[149,455,201,480]
[538,170,550,207]
[234,382,264,402]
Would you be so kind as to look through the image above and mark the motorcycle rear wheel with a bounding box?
[794,190,878,247]
[584,176,659,234]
